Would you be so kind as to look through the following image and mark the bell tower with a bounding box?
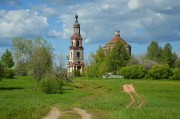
[67,15,84,76]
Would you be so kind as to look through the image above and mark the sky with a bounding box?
[0,0,180,60]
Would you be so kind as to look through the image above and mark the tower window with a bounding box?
[77,52,80,58]
[76,41,79,47]
[71,52,72,58]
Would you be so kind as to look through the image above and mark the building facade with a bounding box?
[67,15,84,76]
[103,30,131,55]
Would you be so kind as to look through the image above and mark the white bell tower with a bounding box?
[67,15,84,76]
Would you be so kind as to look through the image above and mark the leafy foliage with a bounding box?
[28,38,53,83]
[148,64,172,79]
[73,69,81,77]
[12,37,33,75]
[40,76,63,94]
[85,42,130,77]
[0,49,14,68]
[0,63,4,80]
[174,57,180,68]
[12,37,53,82]
[162,43,177,67]
[146,41,162,62]
[170,68,180,80]
[108,42,130,72]
[118,65,147,79]
[3,68,14,79]
[146,41,177,67]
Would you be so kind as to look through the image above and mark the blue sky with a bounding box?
[0,0,180,60]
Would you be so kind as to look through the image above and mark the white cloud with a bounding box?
[56,0,180,45]
[128,0,141,10]
[0,9,48,46]
[48,30,62,38]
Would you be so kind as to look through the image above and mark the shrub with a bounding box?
[3,68,14,79]
[40,77,63,94]
[170,68,180,80]
[118,65,147,79]
[73,69,81,77]
[148,64,172,79]
[0,63,4,80]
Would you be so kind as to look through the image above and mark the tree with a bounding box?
[108,42,130,73]
[0,63,4,80]
[148,64,172,79]
[1,49,14,68]
[162,43,177,67]
[170,68,180,80]
[118,65,147,79]
[12,37,33,75]
[28,38,53,83]
[146,41,162,62]
[175,57,180,68]
[127,55,140,66]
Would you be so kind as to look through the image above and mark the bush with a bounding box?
[73,69,81,77]
[40,77,63,94]
[3,68,14,79]
[148,64,172,79]
[0,63,4,80]
[170,68,180,80]
[118,65,147,79]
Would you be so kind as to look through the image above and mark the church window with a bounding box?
[77,52,80,58]
[71,52,72,58]
[76,41,79,47]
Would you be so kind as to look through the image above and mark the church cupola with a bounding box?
[67,15,84,77]
[73,15,80,35]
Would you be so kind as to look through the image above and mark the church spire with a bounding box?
[75,14,78,23]
[73,14,80,35]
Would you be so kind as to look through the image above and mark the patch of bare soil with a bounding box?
[123,84,146,108]
[42,107,62,119]
[42,107,92,119]
[74,108,92,119]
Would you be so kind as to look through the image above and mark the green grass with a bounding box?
[0,77,180,119]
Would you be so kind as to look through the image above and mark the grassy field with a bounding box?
[0,77,180,119]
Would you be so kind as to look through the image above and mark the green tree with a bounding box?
[127,55,140,66]
[28,37,53,83]
[0,63,4,80]
[85,53,99,77]
[162,43,177,67]
[175,57,180,68]
[1,49,14,68]
[12,37,33,75]
[108,42,130,73]
[146,41,162,62]
[118,65,147,79]
[148,64,172,79]
[170,68,180,80]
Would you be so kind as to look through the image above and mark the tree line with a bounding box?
[0,37,69,94]
[84,41,180,80]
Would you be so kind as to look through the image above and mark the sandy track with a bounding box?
[42,107,61,119]
[42,107,92,119]
[74,108,92,119]
[123,84,146,108]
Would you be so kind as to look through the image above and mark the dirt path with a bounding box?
[74,108,92,119]
[42,107,92,119]
[123,84,146,108]
[42,107,62,119]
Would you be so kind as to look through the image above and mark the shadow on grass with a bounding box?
[0,87,24,90]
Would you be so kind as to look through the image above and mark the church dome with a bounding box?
[103,30,131,55]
